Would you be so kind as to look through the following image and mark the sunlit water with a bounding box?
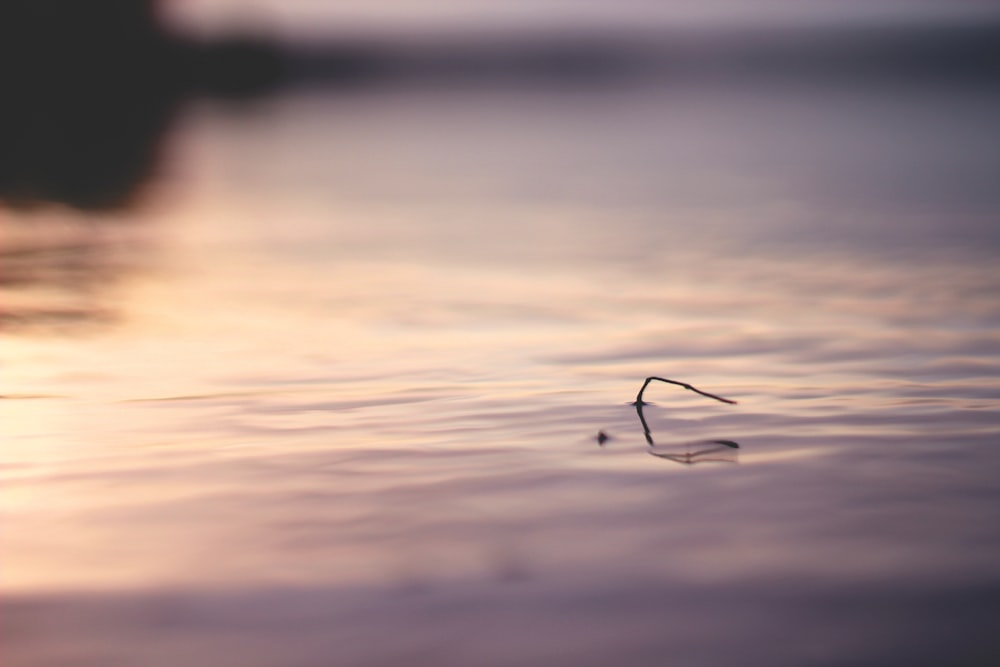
[4,82,1000,666]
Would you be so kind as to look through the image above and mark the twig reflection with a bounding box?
[648,440,740,465]
[632,377,741,465]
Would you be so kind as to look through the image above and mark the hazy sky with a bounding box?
[164,0,1000,39]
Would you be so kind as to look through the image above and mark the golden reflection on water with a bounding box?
[3,86,1000,667]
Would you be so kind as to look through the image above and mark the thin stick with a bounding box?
[634,376,737,406]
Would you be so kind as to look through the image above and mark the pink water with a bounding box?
[4,83,1000,666]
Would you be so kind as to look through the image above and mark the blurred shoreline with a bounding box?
[2,1,999,212]
[284,21,1000,88]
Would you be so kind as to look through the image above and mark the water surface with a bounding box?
[4,81,1000,666]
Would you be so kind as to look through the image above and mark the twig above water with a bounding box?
[633,376,737,406]
[632,377,738,448]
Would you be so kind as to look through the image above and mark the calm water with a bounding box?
[4,81,1000,666]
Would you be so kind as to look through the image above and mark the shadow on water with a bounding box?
[0,232,126,333]
[0,0,285,331]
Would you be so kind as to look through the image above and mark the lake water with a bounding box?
[4,79,1000,666]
